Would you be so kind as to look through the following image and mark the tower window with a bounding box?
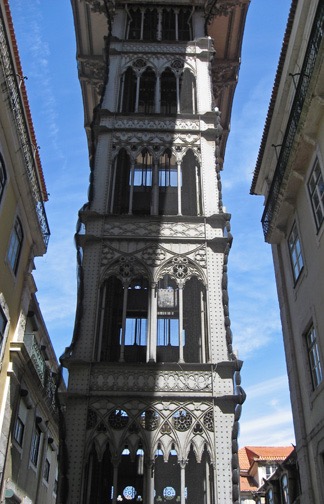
[143,8,158,40]
[127,8,142,40]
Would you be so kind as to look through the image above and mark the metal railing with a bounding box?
[261,2,324,240]
[0,10,50,249]
[24,333,57,412]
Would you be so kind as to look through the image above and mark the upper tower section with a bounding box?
[71,0,249,166]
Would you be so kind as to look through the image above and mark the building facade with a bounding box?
[62,1,249,503]
[251,0,324,502]
[0,1,61,502]
[238,446,297,504]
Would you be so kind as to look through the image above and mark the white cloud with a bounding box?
[240,409,294,446]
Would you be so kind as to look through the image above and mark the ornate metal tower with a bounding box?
[61,1,249,503]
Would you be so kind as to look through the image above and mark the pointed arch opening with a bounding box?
[158,149,178,216]
[160,68,177,115]
[120,67,137,113]
[132,148,153,215]
[186,444,214,503]
[181,149,201,216]
[179,69,196,114]
[183,276,208,363]
[138,67,156,114]
[154,445,181,503]
[98,273,149,363]
[113,149,131,214]
[83,443,114,504]
[156,274,179,363]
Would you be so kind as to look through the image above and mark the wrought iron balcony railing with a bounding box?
[261,2,324,240]
[0,10,50,249]
[24,333,57,412]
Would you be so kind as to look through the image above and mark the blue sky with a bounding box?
[10,0,294,447]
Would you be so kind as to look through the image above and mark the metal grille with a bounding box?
[262,2,324,240]
[0,11,50,249]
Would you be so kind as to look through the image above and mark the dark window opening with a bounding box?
[183,277,206,363]
[178,9,192,41]
[159,149,178,215]
[182,149,199,216]
[138,67,156,114]
[179,69,196,114]
[120,67,137,113]
[162,8,176,40]
[83,445,114,504]
[143,8,158,41]
[161,68,177,115]
[99,275,148,363]
[132,149,152,215]
[113,149,131,214]
[127,8,142,40]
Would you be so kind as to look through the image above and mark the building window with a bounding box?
[288,222,304,282]
[308,159,324,230]
[13,416,25,446]
[43,458,50,482]
[281,473,290,504]
[266,465,275,478]
[0,153,7,205]
[30,425,41,466]
[7,217,23,275]
[306,325,323,389]
[0,305,7,355]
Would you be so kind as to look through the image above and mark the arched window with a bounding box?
[179,69,196,114]
[120,67,137,113]
[160,68,177,115]
[138,67,156,114]
[7,217,23,275]
[0,154,7,205]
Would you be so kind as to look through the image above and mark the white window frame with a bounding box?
[0,294,10,362]
[30,425,41,467]
[7,217,24,275]
[288,221,304,283]
[306,324,323,390]
[308,157,324,231]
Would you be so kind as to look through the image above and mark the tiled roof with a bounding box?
[3,0,48,201]
[239,446,294,472]
[240,475,258,492]
[250,0,298,194]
